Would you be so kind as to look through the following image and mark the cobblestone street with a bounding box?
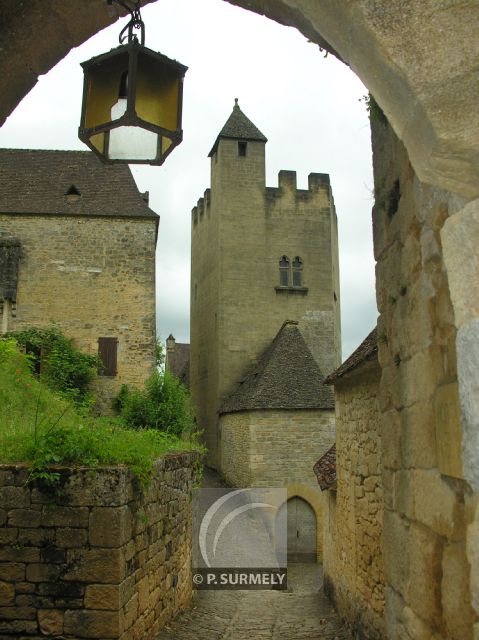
[156,468,351,640]
[157,564,351,640]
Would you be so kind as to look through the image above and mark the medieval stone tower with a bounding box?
[190,100,341,474]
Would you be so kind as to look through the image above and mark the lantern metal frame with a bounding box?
[78,0,188,165]
[108,0,146,46]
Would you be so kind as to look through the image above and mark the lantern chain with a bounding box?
[107,0,145,46]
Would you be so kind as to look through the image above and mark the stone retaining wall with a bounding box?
[0,452,198,639]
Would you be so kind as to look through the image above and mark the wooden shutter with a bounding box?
[98,337,118,376]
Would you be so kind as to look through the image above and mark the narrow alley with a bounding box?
[156,564,351,640]
[157,469,351,640]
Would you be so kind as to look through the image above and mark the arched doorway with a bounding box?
[1,3,478,639]
[279,496,317,563]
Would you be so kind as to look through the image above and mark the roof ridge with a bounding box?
[0,148,92,154]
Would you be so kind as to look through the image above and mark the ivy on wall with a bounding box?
[6,327,99,410]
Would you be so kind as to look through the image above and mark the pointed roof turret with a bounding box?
[208,99,267,156]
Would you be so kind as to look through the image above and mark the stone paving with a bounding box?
[156,468,351,639]
[156,563,351,640]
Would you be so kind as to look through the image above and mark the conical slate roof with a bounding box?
[220,321,335,414]
[208,99,267,156]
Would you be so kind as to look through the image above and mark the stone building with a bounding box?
[315,328,385,639]
[220,320,335,560]
[189,101,340,559]
[2,5,479,639]
[165,334,190,387]
[0,148,158,411]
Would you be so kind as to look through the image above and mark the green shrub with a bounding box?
[117,385,152,429]
[117,370,194,437]
[5,327,99,410]
[0,343,203,487]
[0,337,19,363]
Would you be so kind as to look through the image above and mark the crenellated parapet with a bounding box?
[190,101,341,472]
[265,171,332,207]
[191,188,211,226]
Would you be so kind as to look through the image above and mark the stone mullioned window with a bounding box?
[276,255,308,294]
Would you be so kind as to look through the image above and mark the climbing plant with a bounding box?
[360,93,387,125]
[5,327,99,410]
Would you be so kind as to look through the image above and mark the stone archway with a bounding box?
[1,2,479,638]
[0,1,478,199]
[279,496,317,563]
[279,484,324,562]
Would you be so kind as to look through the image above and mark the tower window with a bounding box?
[292,257,303,287]
[279,256,290,287]
[238,141,247,157]
[98,337,118,376]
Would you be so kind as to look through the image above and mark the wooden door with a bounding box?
[285,497,316,563]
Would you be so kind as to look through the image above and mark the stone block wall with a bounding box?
[372,118,477,639]
[0,214,157,413]
[220,408,335,488]
[190,132,340,469]
[0,453,197,639]
[323,365,385,639]
[220,408,335,559]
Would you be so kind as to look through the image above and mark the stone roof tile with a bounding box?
[208,99,267,156]
[220,320,334,413]
[0,148,157,219]
[313,443,336,491]
[323,327,378,385]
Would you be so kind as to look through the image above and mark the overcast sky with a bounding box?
[0,0,377,360]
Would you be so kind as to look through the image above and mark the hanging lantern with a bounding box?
[78,0,187,165]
